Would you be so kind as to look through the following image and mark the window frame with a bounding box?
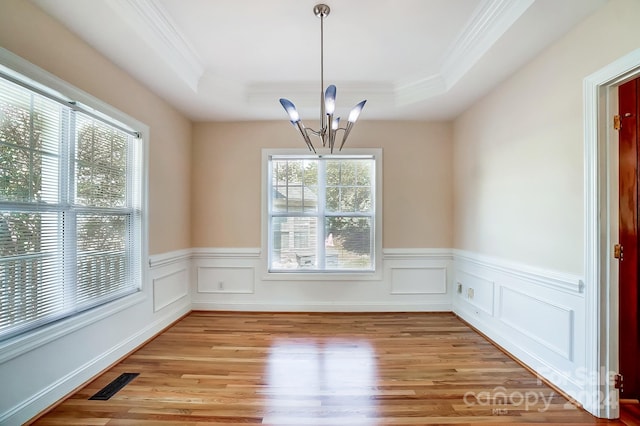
[262,148,382,281]
[0,48,148,361]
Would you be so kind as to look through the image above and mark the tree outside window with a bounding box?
[0,75,140,340]
[268,155,376,272]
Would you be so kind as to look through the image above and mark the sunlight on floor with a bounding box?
[263,338,378,425]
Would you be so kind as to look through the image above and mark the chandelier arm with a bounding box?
[327,111,335,152]
[338,122,355,151]
[295,121,316,153]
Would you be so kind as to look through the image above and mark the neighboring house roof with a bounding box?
[272,185,317,209]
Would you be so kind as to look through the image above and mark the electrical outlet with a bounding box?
[467,288,474,299]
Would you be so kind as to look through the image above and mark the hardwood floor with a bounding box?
[31,312,630,425]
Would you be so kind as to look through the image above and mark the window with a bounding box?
[267,152,379,272]
[0,62,143,341]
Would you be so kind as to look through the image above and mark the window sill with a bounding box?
[0,290,147,364]
[262,270,382,281]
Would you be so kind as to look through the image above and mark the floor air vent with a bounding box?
[89,372,139,400]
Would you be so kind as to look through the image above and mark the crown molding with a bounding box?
[439,0,535,88]
[394,74,447,106]
[247,0,534,109]
[394,0,534,105]
[109,0,205,92]
[110,0,532,109]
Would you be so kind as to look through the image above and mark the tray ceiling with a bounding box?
[31,0,606,121]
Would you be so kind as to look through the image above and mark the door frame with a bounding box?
[584,48,640,419]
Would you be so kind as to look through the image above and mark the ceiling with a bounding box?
[31,0,606,122]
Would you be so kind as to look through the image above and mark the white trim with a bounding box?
[453,249,583,294]
[108,0,204,92]
[191,302,452,312]
[383,248,453,260]
[583,48,640,419]
[260,271,382,282]
[261,148,383,280]
[191,247,261,259]
[0,292,146,364]
[440,0,535,88]
[196,265,255,294]
[0,303,190,426]
[389,267,448,295]
[152,268,189,312]
[498,285,575,360]
[251,0,533,108]
[149,248,193,267]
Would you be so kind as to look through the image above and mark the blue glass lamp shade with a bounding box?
[348,100,367,123]
[324,85,336,115]
[279,98,300,123]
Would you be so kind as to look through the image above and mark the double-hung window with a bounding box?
[0,59,143,341]
[267,151,380,272]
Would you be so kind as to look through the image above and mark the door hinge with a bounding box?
[614,373,624,391]
[614,243,624,261]
[614,115,622,130]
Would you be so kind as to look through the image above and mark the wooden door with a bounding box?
[619,76,640,400]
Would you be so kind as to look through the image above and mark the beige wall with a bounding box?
[192,120,453,248]
[0,0,192,255]
[453,0,640,274]
[7,0,633,272]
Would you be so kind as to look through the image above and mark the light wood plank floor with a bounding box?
[31,312,631,425]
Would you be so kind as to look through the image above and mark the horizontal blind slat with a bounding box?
[0,65,142,342]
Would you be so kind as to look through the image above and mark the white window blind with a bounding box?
[268,154,376,272]
[0,70,142,341]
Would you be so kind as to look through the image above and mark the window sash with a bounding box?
[0,68,142,341]
[267,155,376,272]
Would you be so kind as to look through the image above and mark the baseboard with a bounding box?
[9,303,191,426]
[191,302,453,312]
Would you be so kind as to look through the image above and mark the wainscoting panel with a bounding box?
[390,267,447,294]
[152,268,189,312]
[455,270,495,315]
[452,249,586,407]
[191,248,453,311]
[197,266,255,294]
[499,286,574,360]
[149,249,191,313]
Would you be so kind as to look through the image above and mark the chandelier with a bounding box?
[279,4,367,154]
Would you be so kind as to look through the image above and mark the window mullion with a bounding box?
[317,158,326,270]
[61,110,76,311]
